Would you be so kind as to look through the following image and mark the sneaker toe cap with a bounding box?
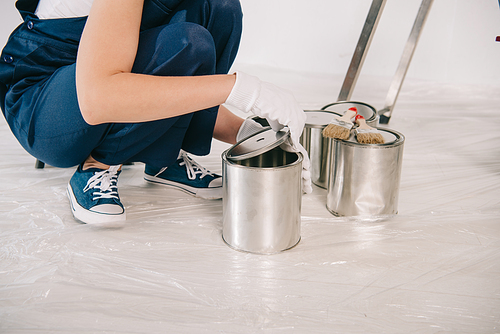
[91,204,124,215]
[208,177,223,188]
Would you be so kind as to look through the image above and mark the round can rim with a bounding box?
[321,101,378,123]
[222,150,304,170]
[333,127,405,148]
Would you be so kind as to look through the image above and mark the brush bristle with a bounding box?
[356,132,385,144]
[322,123,351,140]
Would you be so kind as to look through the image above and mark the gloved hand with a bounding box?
[225,71,306,149]
[280,140,313,194]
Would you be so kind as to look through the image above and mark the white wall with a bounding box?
[236,0,500,85]
[0,2,22,46]
[1,0,499,85]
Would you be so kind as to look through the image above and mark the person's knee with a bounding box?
[158,23,216,75]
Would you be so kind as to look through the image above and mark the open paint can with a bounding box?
[326,128,405,217]
[222,128,303,254]
[300,110,340,189]
[301,103,378,189]
[322,101,378,127]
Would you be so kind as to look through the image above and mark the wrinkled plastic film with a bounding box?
[1,70,499,333]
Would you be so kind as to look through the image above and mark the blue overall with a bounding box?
[0,0,242,169]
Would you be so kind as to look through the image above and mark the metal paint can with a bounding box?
[222,128,303,254]
[300,110,340,189]
[322,101,379,127]
[326,128,404,216]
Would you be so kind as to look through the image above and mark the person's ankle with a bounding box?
[82,155,120,171]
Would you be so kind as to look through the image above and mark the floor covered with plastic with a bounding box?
[1,66,499,333]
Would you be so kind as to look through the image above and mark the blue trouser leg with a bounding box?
[140,0,242,74]
[161,0,243,74]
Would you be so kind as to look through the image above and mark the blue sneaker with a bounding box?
[67,165,126,224]
[144,151,222,199]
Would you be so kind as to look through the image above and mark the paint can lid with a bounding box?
[322,101,377,123]
[226,127,290,161]
[304,110,341,129]
[341,127,404,146]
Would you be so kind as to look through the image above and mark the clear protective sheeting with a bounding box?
[1,66,499,333]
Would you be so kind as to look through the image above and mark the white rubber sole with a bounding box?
[144,174,222,200]
[67,183,126,225]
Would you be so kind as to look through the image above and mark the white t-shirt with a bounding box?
[35,0,94,19]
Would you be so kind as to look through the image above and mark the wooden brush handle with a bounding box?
[338,109,357,123]
[355,115,373,130]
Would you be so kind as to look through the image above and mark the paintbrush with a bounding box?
[354,115,385,144]
[322,107,358,140]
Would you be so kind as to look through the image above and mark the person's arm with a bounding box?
[76,0,235,125]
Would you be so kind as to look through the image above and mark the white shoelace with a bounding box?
[155,152,214,180]
[83,165,121,201]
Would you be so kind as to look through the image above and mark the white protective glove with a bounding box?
[226,72,312,194]
[280,140,313,194]
[235,117,265,142]
[225,71,306,149]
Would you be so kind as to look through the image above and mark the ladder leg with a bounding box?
[379,0,434,124]
[336,0,387,103]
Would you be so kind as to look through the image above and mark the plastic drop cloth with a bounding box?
[1,67,499,333]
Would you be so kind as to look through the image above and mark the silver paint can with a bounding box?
[222,128,303,254]
[326,128,405,216]
[322,101,378,127]
[300,110,340,189]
